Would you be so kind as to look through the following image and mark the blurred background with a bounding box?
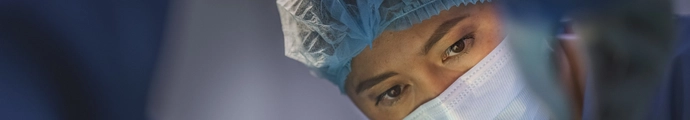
[147,0,364,120]
[0,0,687,120]
[1,0,363,120]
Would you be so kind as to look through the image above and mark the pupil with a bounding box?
[388,86,401,97]
[452,41,465,53]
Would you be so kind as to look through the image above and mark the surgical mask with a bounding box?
[403,38,550,120]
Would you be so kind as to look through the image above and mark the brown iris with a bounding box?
[450,40,466,53]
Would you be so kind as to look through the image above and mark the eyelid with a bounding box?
[433,25,476,58]
[374,86,394,106]
[442,32,475,62]
[375,84,408,106]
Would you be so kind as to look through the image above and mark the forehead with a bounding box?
[347,5,478,85]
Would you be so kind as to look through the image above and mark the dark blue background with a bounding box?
[0,0,168,119]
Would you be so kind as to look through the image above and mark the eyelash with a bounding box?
[443,33,475,61]
[375,85,405,106]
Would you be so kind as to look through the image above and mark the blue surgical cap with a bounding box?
[277,0,490,93]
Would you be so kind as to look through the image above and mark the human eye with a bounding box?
[375,85,406,106]
[443,33,475,61]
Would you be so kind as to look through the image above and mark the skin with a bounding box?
[558,23,587,120]
[344,2,505,119]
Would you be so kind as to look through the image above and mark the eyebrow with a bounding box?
[421,15,470,55]
[355,71,398,94]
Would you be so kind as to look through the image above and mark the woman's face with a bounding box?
[344,2,504,119]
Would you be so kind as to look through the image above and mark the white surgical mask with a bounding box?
[404,38,550,120]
